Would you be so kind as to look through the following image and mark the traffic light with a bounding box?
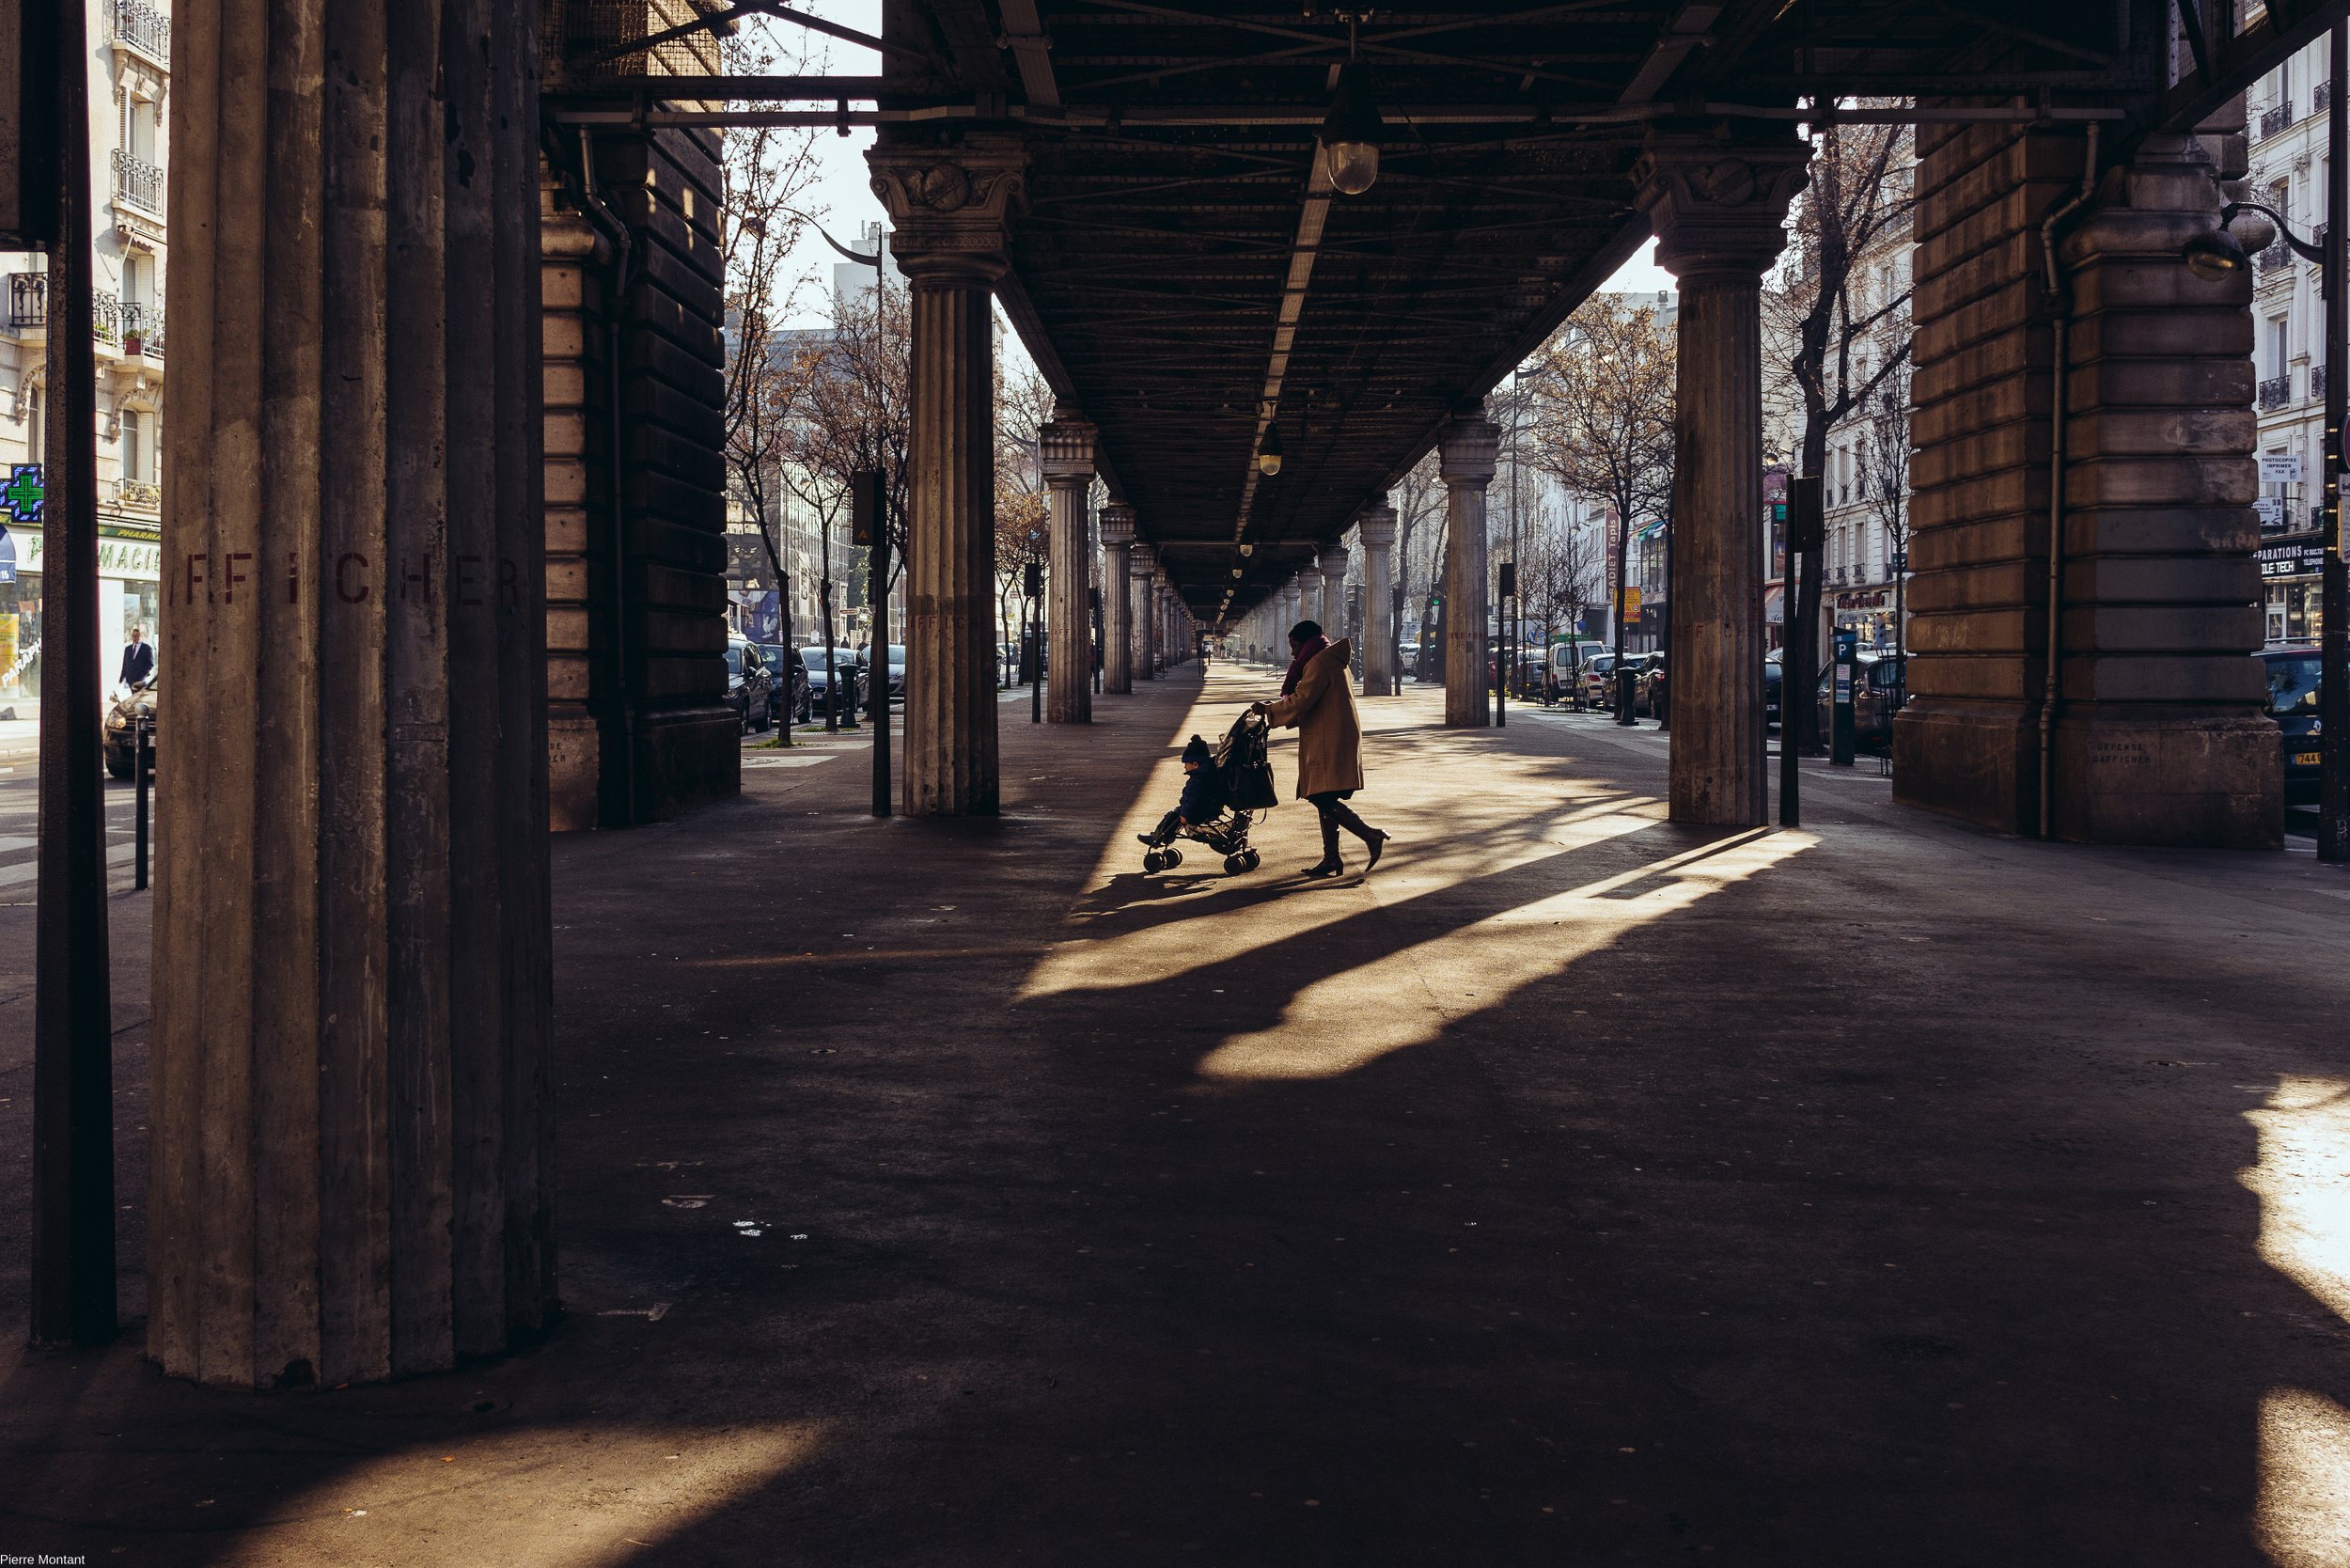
[849,468,885,547]
[1024,559,1043,599]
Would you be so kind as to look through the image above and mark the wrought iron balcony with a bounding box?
[115,1,170,63]
[120,301,163,359]
[112,149,163,213]
[91,290,119,347]
[2314,363,2327,400]
[2261,102,2296,138]
[2319,79,2334,116]
[8,274,44,331]
[2256,241,2295,274]
[2259,373,2293,409]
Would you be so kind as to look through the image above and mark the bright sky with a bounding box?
[755,5,1675,330]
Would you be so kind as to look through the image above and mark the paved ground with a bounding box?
[3,665,2350,1566]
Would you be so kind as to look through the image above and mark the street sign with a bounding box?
[2256,495,2285,527]
[2261,453,2306,484]
[1890,551,1907,573]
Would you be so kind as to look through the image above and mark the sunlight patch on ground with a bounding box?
[2243,1076,2350,1324]
[213,1422,822,1568]
[2258,1388,2350,1568]
[1197,826,1813,1082]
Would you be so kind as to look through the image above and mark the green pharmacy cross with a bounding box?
[0,464,42,524]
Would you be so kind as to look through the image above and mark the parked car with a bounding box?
[802,646,864,713]
[1812,652,1907,754]
[726,636,776,734]
[2264,646,2321,807]
[872,643,907,699]
[755,642,809,725]
[1764,651,1783,731]
[103,679,156,780]
[1581,651,1620,707]
[1629,651,1668,716]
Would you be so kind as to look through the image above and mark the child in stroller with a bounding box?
[1136,721,1269,876]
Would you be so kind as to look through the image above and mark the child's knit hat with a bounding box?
[1181,735,1212,766]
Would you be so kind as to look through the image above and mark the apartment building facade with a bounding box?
[0,1,172,701]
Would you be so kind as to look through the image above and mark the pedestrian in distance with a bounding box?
[118,624,153,686]
[1254,619,1390,878]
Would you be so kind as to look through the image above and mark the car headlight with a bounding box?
[106,713,128,731]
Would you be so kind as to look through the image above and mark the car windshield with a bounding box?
[2268,655,2320,713]
[887,645,906,665]
[1588,655,1615,674]
[725,645,744,678]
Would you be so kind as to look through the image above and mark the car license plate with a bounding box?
[2295,751,2321,766]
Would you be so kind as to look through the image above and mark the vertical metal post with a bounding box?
[870,511,891,817]
[32,0,117,1348]
[1831,626,1857,766]
[134,717,150,891]
[2323,18,2348,862]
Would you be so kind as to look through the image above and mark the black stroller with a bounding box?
[1141,709,1280,876]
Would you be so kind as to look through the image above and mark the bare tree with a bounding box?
[1764,117,1916,745]
[719,26,822,659]
[994,360,1055,684]
[1859,363,1913,662]
[782,275,913,661]
[1528,296,1676,710]
[1392,450,1444,679]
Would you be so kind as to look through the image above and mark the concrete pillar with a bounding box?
[153,0,552,1388]
[1359,504,1399,695]
[1295,566,1324,635]
[1634,125,1809,826]
[1100,502,1134,694]
[1895,126,2278,846]
[870,137,1026,815]
[1040,407,1096,723]
[1440,408,1501,727]
[1132,544,1157,680]
[1320,541,1352,642]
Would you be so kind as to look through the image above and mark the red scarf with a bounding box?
[1280,635,1329,696]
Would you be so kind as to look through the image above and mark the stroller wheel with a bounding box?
[1224,853,1248,875]
[1241,850,1261,872]
[1144,849,1169,872]
[1165,847,1183,867]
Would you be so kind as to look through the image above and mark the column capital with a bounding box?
[1355,502,1398,549]
[1439,414,1500,487]
[1632,124,1809,283]
[1319,543,1349,580]
[1099,501,1136,545]
[1039,408,1098,488]
[1130,541,1157,580]
[867,134,1027,284]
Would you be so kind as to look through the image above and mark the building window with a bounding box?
[121,410,144,482]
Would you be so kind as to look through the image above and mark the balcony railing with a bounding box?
[2257,241,2295,274]
[115,1,170,63]
[91,290,119,348]
[112,149,163,213]
[8,274,44,331]
[2259,373,2294,409]
[2315,363,2328,400]
[2319,79,2334,116]
[120,301,163,359]
[2261,102,2297,138]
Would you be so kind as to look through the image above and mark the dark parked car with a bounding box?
[1812,652,1907,754]
[869,643,906,699]
[103,679,156,780]
[2264,647,2321,807]
[755,642,810,725]
[1764,652,1783,731]
[1630,651,1668,716]
[802,646,864,713]
[727,637,775,734]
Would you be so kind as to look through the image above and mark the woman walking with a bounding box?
[1256,620,1390,878]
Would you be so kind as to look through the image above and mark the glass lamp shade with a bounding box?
[1323,140,1380,196]
[2182,227,2248,282]
[1320,65,1385,197]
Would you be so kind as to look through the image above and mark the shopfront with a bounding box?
[0,515,165,699]
[2260,535,2324,645]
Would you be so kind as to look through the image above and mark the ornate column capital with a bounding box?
[1099,501,1136,546]
[867,134,1027,284]
[1439,412,1500,487]
[1319,543,1349,577]
[1633,124,1809,284]
[1039,406,1097,489]
[1355,502,1398,550]
[1130,541,1157,581]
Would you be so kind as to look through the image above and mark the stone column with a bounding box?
[1895,126,2277,846]
[152,0,552,1388]
[1100,502,1134,693]
[1440,408,1501,727]
[1359,504,1399,695]
[1132,544,1157,680]
[1320,541,1352,642]
[1039,407,1096,723]
[1634,125,1809,826]
[1295,566,1324,635]
[870,136,1026,815]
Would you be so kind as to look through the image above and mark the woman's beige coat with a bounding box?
[1265,639,1366,798]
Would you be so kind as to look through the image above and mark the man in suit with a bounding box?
[118,624,153,686]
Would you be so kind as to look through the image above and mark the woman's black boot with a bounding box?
[1303,812,1344,877]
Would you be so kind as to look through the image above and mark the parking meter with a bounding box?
[1830,627,1857,767]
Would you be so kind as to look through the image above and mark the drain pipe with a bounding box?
[573,129,641,828]
[2038,123,2099,841]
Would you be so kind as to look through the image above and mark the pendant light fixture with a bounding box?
[1320,62,1384,196]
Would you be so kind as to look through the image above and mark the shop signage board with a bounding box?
[2259,539,2326,578]
[2260,453,2305,484]
[2256,495,2284,526]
